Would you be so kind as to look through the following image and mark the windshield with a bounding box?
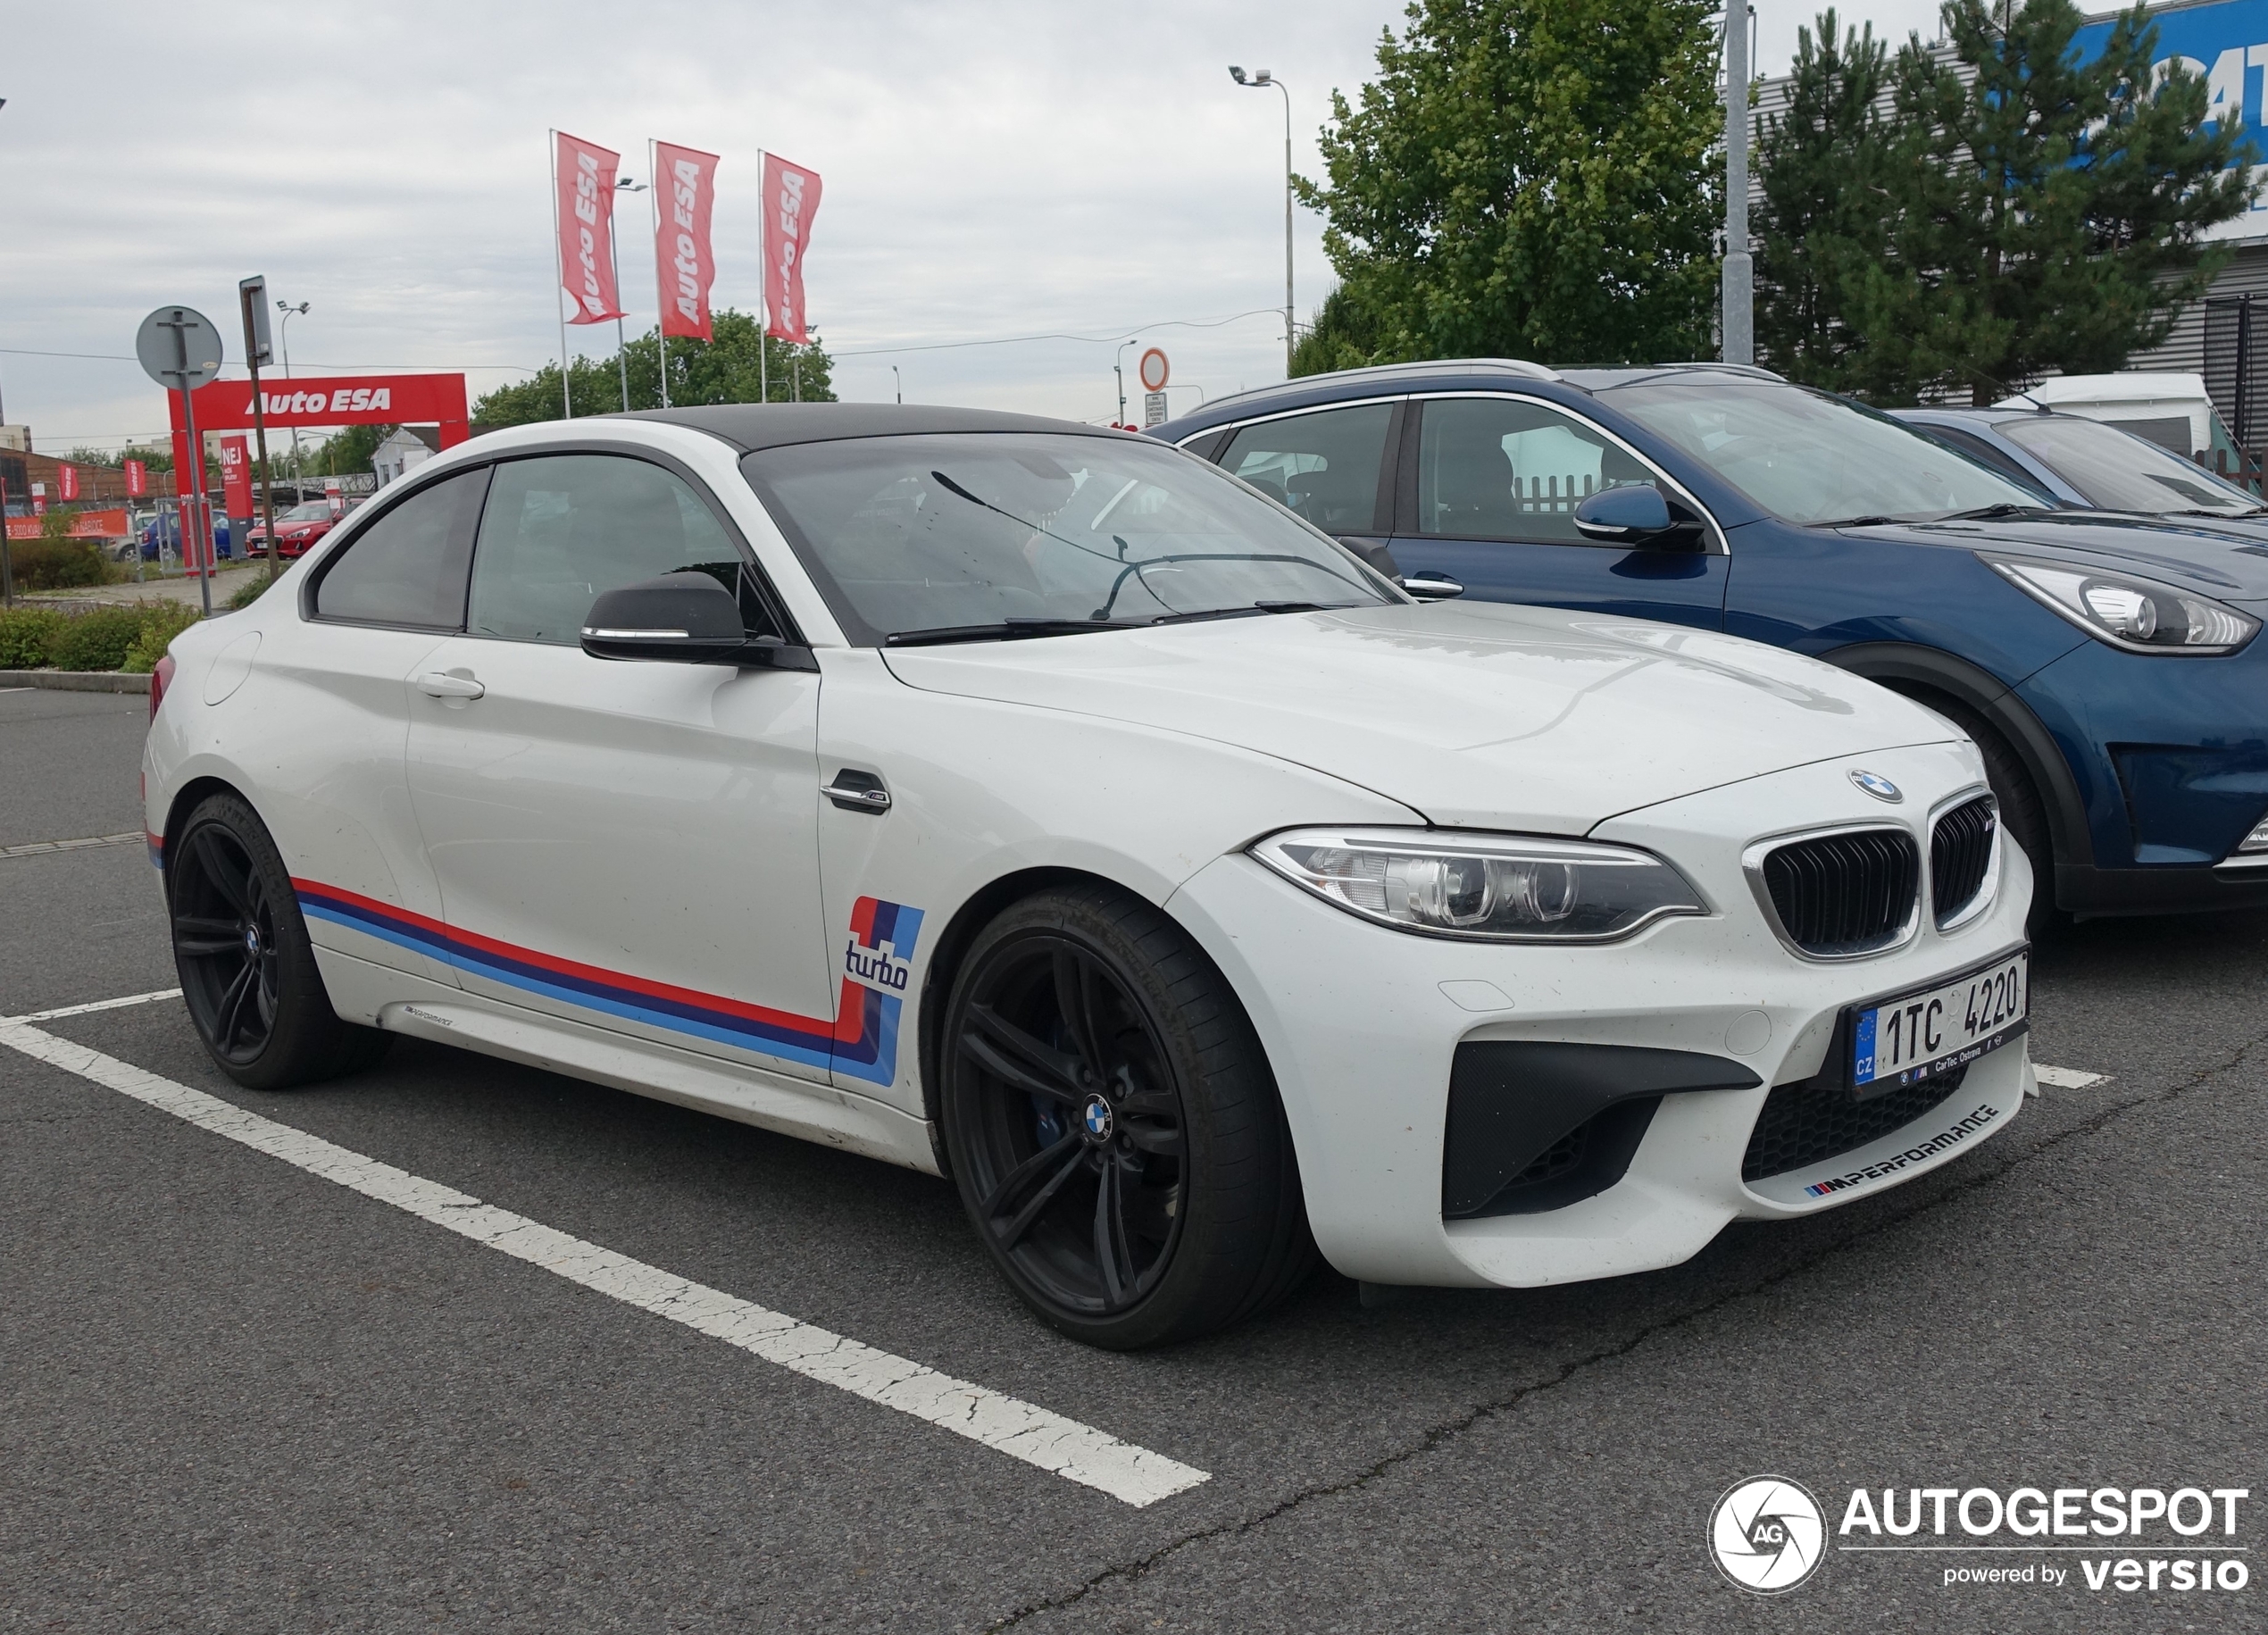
[1605,382,2042,525]
[281,503,332,521]
[742,433,1399,643]
[1999,414,2260,515]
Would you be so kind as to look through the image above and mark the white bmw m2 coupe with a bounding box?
[144,405,2032,1347]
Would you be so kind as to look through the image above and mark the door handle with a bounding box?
[821,770,891,814]
[416,670,486,701]
[1400,572,1464,602]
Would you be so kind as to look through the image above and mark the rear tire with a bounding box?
[939,883,1315,1349]
[1910,694,2064,936]
[168,791,392,1090]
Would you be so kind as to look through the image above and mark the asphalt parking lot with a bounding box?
[4,682,2264,1633]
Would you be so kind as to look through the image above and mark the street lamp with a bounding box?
[276,298,310,485]
[891,365,902,405]
[1229,65,1295,376]
[1114,337,1140,427]
[614,175,648,412]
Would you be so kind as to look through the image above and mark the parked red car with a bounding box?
[246,500,343,559]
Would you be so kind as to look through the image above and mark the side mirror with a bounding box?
[581,571,817,669]
[1573,485,1683,546]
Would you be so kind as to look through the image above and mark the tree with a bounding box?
[1753,11,1897,393]
[474,309,836,429]
[1760,1,2258,403]
[1294,0,1724,372]
[304,423,395,477]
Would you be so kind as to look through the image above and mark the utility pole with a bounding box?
[1722,4,1755,367]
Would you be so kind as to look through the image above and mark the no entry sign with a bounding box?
[1138,348,1170,393]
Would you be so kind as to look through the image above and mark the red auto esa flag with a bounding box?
[762,152,823,344]
[554,130,625,325]
[655,140,721,342]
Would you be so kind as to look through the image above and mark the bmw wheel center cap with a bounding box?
[1848,769,1903,803]
[1081,1094,1114,1143]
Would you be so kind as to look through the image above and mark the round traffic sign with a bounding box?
[135,305,224,390]
[1138,347,1170,393]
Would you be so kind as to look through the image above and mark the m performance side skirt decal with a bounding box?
[293,880,921,1087]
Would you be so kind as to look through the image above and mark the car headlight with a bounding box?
[1250,828,1708,942]
[1984,555,2259,655]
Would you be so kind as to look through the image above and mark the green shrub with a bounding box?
[0,605,63,668]
[226,575,271,611]
[7,537,113,590]
[44,606,149,672]
[121,604,203,673]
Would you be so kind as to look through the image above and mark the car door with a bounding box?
[404,448,839,1083]
[263,462,491,990]
[1213,399,1402,573]
[1387,395,1729,628]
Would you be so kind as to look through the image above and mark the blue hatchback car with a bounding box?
[1151,362,2268,920]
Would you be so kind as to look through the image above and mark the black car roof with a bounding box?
[622,403,1137,454]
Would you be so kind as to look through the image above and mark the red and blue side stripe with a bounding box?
[295,880,917,1086]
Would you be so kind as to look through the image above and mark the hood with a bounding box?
[881,602,1955,832]
[1846,512,2268,605]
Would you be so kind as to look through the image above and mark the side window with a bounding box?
[312,465,488,629]
[1914,425,2051,494]
[1218,403,1394,536]
[465,454,768,645]
[1417,397,1658,546]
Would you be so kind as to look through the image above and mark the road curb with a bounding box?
[0,669,150,694]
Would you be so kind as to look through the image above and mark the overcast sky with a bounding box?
[4,0,1946,455]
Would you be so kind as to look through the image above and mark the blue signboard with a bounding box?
[2076,0,2268,239]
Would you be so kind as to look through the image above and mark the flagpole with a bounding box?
[651,139,670,409]
[757,150,769,406]
[610,192,630,413]
[548,130,571,420]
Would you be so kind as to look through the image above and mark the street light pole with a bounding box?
[276,300,310,489]
[891,365,902,405]
[613,175,647,413]
[1230,67,1296,376]
[1721,4,1755,367]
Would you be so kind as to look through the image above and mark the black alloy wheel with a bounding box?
[168,792,391,1089]
[172,822,284,1065]
[941,884,1314,1348]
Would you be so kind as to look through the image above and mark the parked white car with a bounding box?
[143,406,2033,1347]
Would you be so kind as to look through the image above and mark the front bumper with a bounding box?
[1164,742,2033,1289]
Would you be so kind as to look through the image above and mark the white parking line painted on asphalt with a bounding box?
[0,830,145,860]
[11,988,182,1022]
[2032,1064,2106,1089]
[0,1007,1210,1508]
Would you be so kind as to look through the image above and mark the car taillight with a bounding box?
[150,653,176,724]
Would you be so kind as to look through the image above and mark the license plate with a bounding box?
[1850,949,2028,1097]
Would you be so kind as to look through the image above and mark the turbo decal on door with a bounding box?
[295,879,923,1084]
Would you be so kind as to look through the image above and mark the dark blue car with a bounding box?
[1151,362,2268,921]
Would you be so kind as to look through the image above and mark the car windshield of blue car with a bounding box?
[1605,382,2043,526]
[743,433,1400,643]
[1997,414,2262,515]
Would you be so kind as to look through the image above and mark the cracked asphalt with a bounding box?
[3,687,2264,1632]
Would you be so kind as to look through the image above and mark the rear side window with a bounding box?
[1218,404,1393,536]
[312,466,488,629]
[1416,397,1657,545]
[465,455,750,645]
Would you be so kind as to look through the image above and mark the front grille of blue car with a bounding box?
[1930,796,1997,925]
[1762,829,1919,955]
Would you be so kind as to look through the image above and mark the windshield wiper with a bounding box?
[884,617,1148,647]
[1807,514,1903,530]
[2170,505,2268,518]
[1148,600,1361,625]
[1937,502,2047,521]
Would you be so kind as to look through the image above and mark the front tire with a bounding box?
[169,791,391,1090]
[939,884,1313,1348]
